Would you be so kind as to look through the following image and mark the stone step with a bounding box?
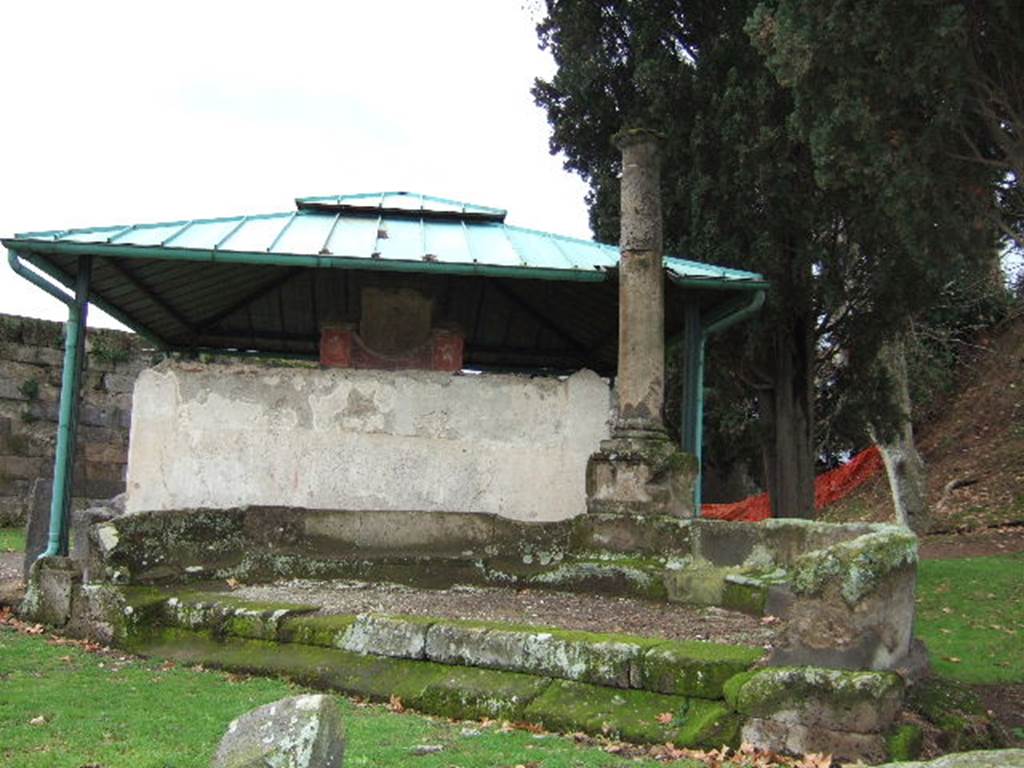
[125,627,738,748]
[129,589,765,699]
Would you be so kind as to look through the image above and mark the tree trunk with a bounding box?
[761,317,816,519]
[869,333,930,534]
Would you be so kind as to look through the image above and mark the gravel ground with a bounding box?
[233,579,782,648]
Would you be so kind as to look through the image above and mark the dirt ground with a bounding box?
[919,524,1024,559]
[233,579,783,648]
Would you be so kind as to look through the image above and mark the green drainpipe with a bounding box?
[7,251,91,559]
[691,289,766,514]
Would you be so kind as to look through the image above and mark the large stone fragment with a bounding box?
[213,694,345,768]
[732,667,904,733]
[875,749,1024,768]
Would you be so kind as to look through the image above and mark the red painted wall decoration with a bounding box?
[319,327,464,372]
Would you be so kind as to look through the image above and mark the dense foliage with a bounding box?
[534,0,1007,514]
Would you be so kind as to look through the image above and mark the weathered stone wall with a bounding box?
[0,314,149,527]
[126,362,613,521]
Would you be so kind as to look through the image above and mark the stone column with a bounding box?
[584,128,697,518]
[614,129,666,436]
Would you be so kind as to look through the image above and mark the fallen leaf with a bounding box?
[388,695,405,713]
[656,711,674,724]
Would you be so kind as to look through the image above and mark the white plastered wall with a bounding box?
[125,362,612,521]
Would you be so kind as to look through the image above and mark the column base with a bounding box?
[585,435,698,518]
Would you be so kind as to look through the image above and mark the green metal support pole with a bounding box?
[38,255,91,559]
[689,289,766,516]
[679,303,702,454]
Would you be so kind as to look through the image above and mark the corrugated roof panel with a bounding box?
[113,222,189,247]
[220,214,290,252]
[60,225,128,244]
[423,221,473,264]
[504,228,575,270]
[323,215,376,257]
[167,219,240,250]
[375,217,423,261]
[272,213,331,255]
[463,223,525,267]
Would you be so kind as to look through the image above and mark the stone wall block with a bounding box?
[103,373,137,394]
[2,343,65,367]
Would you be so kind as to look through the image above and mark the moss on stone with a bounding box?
[126,627,448,704]
[733,667,904,726]
[415,667,552,721]
[523,680,737,747]
[722,670,760,710]
[640,640,764,699]
[886,724,924,761]
[791,527,917,607]
[278,615,358,647]
[721,578,767,615]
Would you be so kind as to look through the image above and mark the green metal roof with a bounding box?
[4,192,765,371]
[11,190,764,287]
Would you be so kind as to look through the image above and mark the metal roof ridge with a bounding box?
[295,191,507,216]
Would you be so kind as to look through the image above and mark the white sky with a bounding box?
[0,0,590,330]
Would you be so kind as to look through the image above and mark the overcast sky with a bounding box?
[0,0,591,329]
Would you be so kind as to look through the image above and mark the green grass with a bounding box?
[915,553,1024,684]
[0,526,26,553]
[0,628,702,768]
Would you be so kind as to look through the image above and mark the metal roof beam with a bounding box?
[193,267,306,335]
[104,257,196,334]
[489,280,592,365]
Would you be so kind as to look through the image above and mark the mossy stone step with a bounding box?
[124,628,736,747]
[138,591,766,699]
[523,680,740,748]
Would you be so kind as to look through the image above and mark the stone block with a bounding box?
[416,666,551,721]
[875,749,1024,768]
[278,615,357,648]
[0,455,50,480]
[731,667,904,733]
[741,717,887,764]
[639,640,764,699]
[339,614,431,659]
[213,694,345,768]
[20,556,83,627]
[586,436,696,518]
[523,679,738,748]
[24,479,52,581]
[665,566,729,605]
[2,343,64,367]
[102,373,139,395]
[691,520,763,566]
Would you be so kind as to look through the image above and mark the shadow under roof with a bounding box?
[4,191,766,372]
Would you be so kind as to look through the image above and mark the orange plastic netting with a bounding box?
[701,445,883,522]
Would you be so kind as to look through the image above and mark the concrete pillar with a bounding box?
[614,129,666,435]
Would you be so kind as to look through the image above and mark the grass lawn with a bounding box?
[0,627,702,768]
[915,553,1024,684]
[1,525,26,553]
